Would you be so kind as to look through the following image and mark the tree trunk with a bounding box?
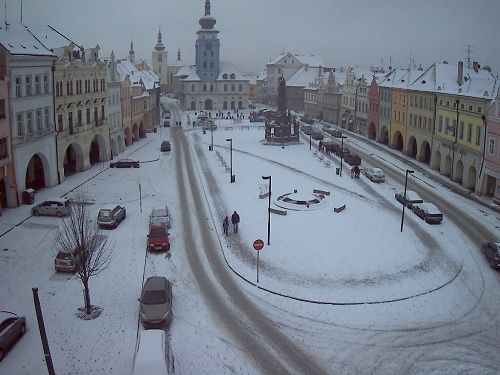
[83,279,92,315]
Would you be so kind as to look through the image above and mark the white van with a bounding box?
[132,330,174,375]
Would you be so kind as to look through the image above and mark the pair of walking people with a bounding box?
[223,211,240,235]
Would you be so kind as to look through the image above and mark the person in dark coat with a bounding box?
[231,211,240,233]
[222,216,229,236]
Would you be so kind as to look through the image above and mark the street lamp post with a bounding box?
[400,169,414,232]
[262,175,271,245]
[339,135,347,177]
[309,127,312,151]
[226,138,235,183]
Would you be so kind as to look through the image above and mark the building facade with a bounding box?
[0,67,15,211]
[340,68,357,130]
[355,76,369,135]
[367,75,380,140]
[1,24,58,204]
[478,86,500,201]
[106,52,124,157]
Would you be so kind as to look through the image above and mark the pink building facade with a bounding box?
[367,76,380,141]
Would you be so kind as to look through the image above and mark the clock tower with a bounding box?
[152,28,168,90]
[195,0,220,81]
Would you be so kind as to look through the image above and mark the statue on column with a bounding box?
[277,75,286,114]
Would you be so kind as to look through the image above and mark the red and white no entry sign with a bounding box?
[253,239,264,251]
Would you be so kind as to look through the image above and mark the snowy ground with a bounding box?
[1,100,500,374]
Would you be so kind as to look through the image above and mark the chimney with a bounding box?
[457,61,463,86]
[473,61,480,72]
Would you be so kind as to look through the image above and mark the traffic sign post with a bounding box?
[253,239,264,283]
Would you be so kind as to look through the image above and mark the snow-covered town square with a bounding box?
[1,0,500,374]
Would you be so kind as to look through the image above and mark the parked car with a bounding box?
[331,129,343,138]
[336,148,351,158]
[311,132,324,140]
[344,153,361,166]
[481,242,500,269]
[150,207,171,228]
[139,276,173,328]
[147,224,170,252]
[165,112,171,119]
[110,158,140,168]
[364,167,385,182]
[322,124,334,133]
[300,116,314,124]
[31,198,70,217]
[0,311,26,361]
[132,329,174,375]
[203,122,217,131]
[97,205,126,229]
[412,202,443,224]
[161,141,171,152]
[395,190,424,208]
[301,125,312,135]
[54,249,78,272]
[163,120,170,127]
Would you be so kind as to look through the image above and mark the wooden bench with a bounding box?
[333,204,346,213]
[269,207,287,216]
[313,189,330,196]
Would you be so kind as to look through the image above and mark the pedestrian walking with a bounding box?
[231,211,240,233]
[222,216,229,236]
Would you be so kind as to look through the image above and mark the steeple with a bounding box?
[199,0,216,30]
[155,28,165,51]
[177,49,181,61]
[128,40,135,64]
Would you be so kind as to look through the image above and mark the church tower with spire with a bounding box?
[152,28,168,90]
[195,0,220,80]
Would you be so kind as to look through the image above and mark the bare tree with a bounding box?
[55,197,113,316]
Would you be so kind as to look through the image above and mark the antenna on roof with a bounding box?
[20,0,22,24]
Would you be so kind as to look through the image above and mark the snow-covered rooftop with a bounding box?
[268,52,324,68]
[23,24,75,52]
[287,66,321,88]
[0,23,55,57]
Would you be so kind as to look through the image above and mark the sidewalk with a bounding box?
[318,119,500,215]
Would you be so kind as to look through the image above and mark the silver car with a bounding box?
[139,276,173,328]
[150,207,171,229]
[364,167,385,182]
[54,250,77,272]
[97,205,126,229]
[0,311,26,361]
[31,198,70,217]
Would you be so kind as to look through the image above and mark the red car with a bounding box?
[147,224,170,252]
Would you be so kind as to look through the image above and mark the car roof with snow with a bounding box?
[415,202,441,214]
[403,190,422,201]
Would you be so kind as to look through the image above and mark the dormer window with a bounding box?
[230,73,235,80]
[223,74,227,79]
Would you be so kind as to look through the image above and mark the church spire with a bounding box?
[129,40,134,56]
[199,0,216,29]
[154,28,165,51]
[204,0,211,16]
[177,48,181,61]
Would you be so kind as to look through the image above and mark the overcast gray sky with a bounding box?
[6,0,500,74]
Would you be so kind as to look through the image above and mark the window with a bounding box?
[58,114,63,131]
[44,75,49,93]
[77,109,82,125]
[44,107,50,129]
[488,138,495,154]
[231,84,235,92]
[203,84,207,92]
[467,124,472,142]
[477,106,482,113]
[0,137,8,159]
[419,97,423,108]
[36,109,42,130]
[17,113,24,136]
[460,103,464,109]
[210,62,213,69]
[469,105,473,111]
[224,84,227,92]
[68,111,73,129]
[203,62,207,69]
[25,76,32,96]
[158,55,162,62]
[446,101,449,107]
[27,111,33,133]
[210,84,213,92]
[438,116,443,132]
[476,126,481,145]
[35,76,41,95]
[86,108,91,124]
[459,121,464,139]
[101,105,104,119]
[203,51,207,57]
[16,77,22,96]
[410,95,413,106]
[230,74,235,80]
[191,84,195,93]
[0,99,5,119]
[410,114,413,126]
[223,74,227,79]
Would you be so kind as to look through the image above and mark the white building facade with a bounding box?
[0,24,58,204]
[107,52,124,157]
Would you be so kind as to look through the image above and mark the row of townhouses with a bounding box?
[0,23,161,213]
[249,53,500,204]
